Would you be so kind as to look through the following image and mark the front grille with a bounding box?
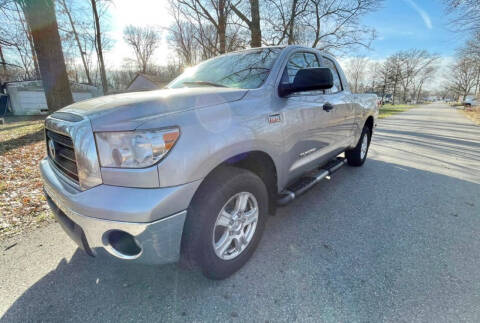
[45,129,79,183]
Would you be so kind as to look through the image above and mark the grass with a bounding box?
[379,104,415,119]
[0,116,54,240]
[461,106,480,125]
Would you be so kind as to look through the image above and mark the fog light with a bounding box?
[107,230,142,258]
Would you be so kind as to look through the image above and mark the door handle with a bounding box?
[323,103,334,112]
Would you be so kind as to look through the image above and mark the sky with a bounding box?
[359,0,467,59]
[105,0,466,67]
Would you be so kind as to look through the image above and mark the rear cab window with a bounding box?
[321,56,343,94]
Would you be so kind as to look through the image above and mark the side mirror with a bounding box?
[279,68,333,97]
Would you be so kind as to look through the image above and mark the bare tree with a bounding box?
[58,0,92,84]
[90,0,108,94]
[17,0,73,112]
[178,0,230,54]
[263,0,308,45]
[447,56,477,101]
[385,54,403,105]
[13,1,39,78]
[445,0,480,98]
[344,56,368,93]
[377,60,393,103]
[445,0,480,34]
[123,25,161,73]
[413,65,437,103]
[305,0,381,51]
[460,34,480,96]
[262,0,381,52]
[171,0,245,59]
[0,1,40,80]
[168,1,198,65]
[397,49,438,103]
[366,61,381,93]
[231,0,261,47]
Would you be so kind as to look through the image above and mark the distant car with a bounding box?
[381,96,392,105]
[464,96,478,107]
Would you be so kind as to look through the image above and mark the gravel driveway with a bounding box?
[1,103,479,322]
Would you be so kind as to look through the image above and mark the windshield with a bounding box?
[168,48,282,89]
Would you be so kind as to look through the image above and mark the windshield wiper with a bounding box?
[182,81,227,88]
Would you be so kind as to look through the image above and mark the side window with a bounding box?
[282,52,321,84]
[321,57,343,93]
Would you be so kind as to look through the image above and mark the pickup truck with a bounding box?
[40,46,378,279]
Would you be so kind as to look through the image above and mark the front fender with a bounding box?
[145,103,284,188]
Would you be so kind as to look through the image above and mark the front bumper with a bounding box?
[40,158,201,264]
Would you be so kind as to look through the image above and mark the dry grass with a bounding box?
[0,116,54,240]
[461,106,480,125]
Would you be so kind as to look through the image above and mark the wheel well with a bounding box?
[365,116,374,134]
[223,151,278,215]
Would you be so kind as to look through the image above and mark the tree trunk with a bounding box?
[27,28,41,79]
[0,44,6,74]
[311,1,321,48]
[217,0,227,54]
[231,0,262,48]
[250,0,261,47]
[60,0,92,84]
[475,68,480,96]
[392,77,397,105]
[0,44,6,85]
[287,0,299,45]
[416,81,424,103]
[381,84,386,105]
[20,0,73,113]
[91,0,108,94]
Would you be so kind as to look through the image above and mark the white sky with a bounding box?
[106,0,173,69]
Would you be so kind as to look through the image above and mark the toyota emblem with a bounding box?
[48,139,56,159]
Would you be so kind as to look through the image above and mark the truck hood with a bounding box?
[60,87,248,131]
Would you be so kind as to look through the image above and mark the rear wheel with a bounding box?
[181,167,268,280]
[346,126,371,166]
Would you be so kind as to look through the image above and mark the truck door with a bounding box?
[277,51,344,183]
[320,56,355,141]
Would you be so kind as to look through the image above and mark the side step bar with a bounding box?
[277,157,348,206]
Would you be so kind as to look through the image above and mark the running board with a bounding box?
[277,157,348,206]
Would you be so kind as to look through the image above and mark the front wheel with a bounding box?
[346,126,371,166]
[181,167,268,280]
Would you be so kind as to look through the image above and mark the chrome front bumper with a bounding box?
[40,158,201,264]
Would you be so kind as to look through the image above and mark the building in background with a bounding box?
[127,73,170,92]
[5,80,101,115]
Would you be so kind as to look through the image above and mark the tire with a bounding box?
[346,126,371,167]
[181,166,268,280]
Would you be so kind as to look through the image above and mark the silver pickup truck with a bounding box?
[40,45,378,279]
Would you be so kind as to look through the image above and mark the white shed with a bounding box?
[127,73,169,92]
[6,80,101,115]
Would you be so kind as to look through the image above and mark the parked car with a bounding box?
[40,46,378,279]
[464,96,478,107]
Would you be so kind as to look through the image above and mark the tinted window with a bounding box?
[282,52,321,84]
[168,48,281,89]
[322,57,343,93]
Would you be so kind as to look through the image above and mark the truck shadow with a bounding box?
[2,159,480,322]
[0,129,44,155]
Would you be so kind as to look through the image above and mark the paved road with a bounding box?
[1,104,479,322]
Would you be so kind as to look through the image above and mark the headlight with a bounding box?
[95,128,179,168]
